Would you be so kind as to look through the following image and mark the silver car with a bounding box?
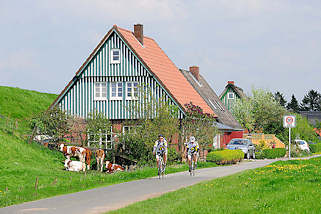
[227,138,255,159]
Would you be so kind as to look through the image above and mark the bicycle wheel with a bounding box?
[158,158,162,179]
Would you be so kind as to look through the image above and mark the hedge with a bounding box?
[207,150,244,165]
[255,148,286,159]
[309,144,321,153]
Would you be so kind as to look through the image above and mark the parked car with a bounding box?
[294,139,310,152]
[227,138,255,159]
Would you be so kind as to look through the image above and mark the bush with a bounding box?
[309,144,321,153]
[255,148,286,159]
[207,150,244,165]
[167,147,181,163]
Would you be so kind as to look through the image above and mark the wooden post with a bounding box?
[29,127,37,144]
[35,177,39,190]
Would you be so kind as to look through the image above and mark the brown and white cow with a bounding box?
[59,143,92,170]
[95,149,105,172]
[64,159,85,172]
[105,161,124,173]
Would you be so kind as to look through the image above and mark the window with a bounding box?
[110,49,120,64]
[123,126,136,134]
[110,82,123,100]
[228,92,235,99]
[126,82,138,100]
[94,82,107,100]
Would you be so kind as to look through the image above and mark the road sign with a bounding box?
[283,115,296,128]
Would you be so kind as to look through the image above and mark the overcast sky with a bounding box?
[1,0,320,102]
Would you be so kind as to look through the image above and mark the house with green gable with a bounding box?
[219,81,246,111]
[50,24,215,131]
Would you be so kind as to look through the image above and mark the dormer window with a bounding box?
[228,92,235,99]
[110,49,120,64]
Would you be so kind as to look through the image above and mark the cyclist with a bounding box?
[185,136,199,172]
[153,134,168,170]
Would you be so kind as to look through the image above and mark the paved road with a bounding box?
[0,159,285,214]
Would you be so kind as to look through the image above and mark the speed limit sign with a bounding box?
[283,115,296,128]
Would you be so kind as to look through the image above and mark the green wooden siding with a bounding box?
[56,31,184,119]
[220,87,239,111]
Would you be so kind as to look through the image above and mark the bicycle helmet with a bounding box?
[158,134,164,138]
[190,136,195,142]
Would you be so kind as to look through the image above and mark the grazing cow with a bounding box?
[95,149,105,172]
[64,159,85,172]
[105,161,124,173]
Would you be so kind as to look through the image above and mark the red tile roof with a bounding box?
[116,26,214,115]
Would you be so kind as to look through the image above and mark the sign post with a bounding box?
[283,115,296,159]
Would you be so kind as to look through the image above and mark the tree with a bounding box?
[30,107,71,142]
[300,90,321,111]
[86,111,112,148]
[118,85,180,163]
[231,88,287,136]
[291,114,318,143]
[181,102,219,160]
[287,94,300,113]
[231,98,255,132]
[274,91,287,107]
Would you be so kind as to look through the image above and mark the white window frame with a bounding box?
[126,82,139,100]
[228,92,235,99]
[123,126,133,134]
[110,49,120,64]
[110,82,123,100]
[94,82,107,101]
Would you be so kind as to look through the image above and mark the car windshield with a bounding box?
[229,140,247,145]
[298,141,305,145]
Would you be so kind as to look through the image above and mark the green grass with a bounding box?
[109,157,321,214]
[0,86,219,207]
[0,133,216,207]
[0,86,57,133]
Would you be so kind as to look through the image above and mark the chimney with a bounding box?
[228,81,234,85]
[134,24,143,45]
[190,66,200,81]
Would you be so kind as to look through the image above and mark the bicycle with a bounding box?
[189,152,197,176]
[157,150,165,179]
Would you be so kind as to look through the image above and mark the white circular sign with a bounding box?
[283,115,296,128]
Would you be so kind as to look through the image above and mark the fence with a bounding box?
[244,133,285,148]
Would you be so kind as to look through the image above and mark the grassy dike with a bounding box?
[109,157,321,214]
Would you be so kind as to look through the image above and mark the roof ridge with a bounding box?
[117,26,154,40]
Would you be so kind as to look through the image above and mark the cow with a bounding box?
[58,143,79,159]
[64,159,85,172]
[59,143,92,170]
[105,161,124,173]
[95,149,105,172]
[85,148,92,170]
